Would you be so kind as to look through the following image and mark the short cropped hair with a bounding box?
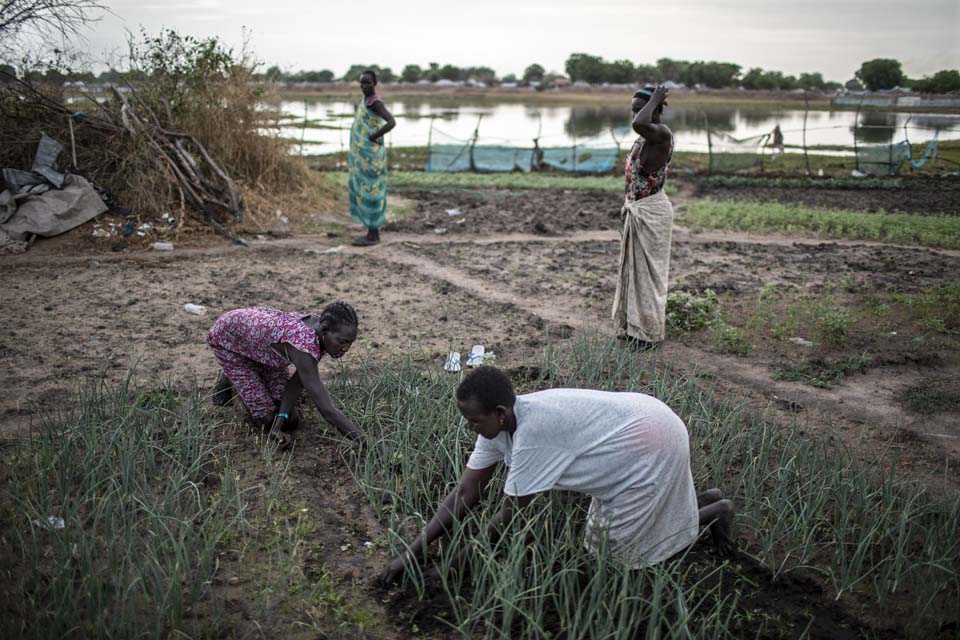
[361,69,378,84]
[456,366,516,413]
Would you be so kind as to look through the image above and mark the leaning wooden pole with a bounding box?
[853,93,865,172]
[802,91,812,176]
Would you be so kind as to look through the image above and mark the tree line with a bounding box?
[3,54,957,95]
[265,55,960,94]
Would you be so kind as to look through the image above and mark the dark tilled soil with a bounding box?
[377,540,900,640]
[386,189,619,236]
[694,183,960,215]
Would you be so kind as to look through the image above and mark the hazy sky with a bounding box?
[76,0,959,81]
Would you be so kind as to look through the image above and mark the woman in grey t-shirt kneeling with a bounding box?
[380,366,735,585]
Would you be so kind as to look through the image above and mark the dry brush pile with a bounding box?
[0,30,333,238]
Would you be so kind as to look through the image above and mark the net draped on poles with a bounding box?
[707,132,771,173]
[425,125,620,174]
[856,129,940,175]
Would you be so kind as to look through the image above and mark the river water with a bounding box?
[273,97,959,155]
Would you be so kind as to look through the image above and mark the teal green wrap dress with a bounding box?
[348,97,388,230]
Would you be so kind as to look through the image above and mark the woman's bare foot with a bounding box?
[616,334,659,352]
[352,228,380,246]
[212,372,235,406]
[697,488,723,508]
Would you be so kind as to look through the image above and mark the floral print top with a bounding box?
[624,136,674,203]
[207,307,324,367]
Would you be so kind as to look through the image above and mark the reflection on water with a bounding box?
[854,111,897,145]
[271,97,959,154]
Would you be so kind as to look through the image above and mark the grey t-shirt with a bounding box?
[466,388,699,564]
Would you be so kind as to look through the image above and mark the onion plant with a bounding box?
[337,333,959,638]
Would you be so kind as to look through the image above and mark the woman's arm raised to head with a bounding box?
[632,85,671,145]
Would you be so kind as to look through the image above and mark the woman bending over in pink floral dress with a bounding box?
[207,301,362,449]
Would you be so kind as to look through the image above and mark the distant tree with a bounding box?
[426,62,439,82]
[0,63,16,81]
[463,66,496,84]
[341,64,365,81]
[855,58,905,91]
[845,78,864,91]
[42,68,66,84]
[911,69,960,94]
[798,72,825,89]
[23,67,70,84]
[501,73,518,84]
[341,64,392,82]
[606,59,635,84]
[65,70,95,82]
[741,67,768,90]
[264,65,283,82]
[565,53,606,83]
[683,61,740,88]
[634,64,661,85]
[742,68,804,90]
[293,69,333,82]
[523,63,544,83]
[401,64,422,82]
[656,57,688,83]
[97,67,124,83]
[438,64,461,81]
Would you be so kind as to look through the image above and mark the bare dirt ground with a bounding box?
[2,181,958,637]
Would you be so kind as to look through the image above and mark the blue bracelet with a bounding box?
[277,412,289,420]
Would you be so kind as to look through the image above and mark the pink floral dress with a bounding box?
[207,307,324,418]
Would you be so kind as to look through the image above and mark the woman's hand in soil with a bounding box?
[345,427,365,448]
[268,428,292,450]
[379,554,410,587]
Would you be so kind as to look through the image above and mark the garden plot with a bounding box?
[2,176,959,638]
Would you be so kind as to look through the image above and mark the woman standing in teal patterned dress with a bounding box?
[349,70,396,246]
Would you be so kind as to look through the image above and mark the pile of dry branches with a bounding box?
[1,72,262,239]
[0,29,324,238]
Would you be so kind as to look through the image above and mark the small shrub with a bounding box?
[666,289,719,332]
[813,301,853,349]
[913,282,960,335]
[711,320,752,356]
[774,354,872,388]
